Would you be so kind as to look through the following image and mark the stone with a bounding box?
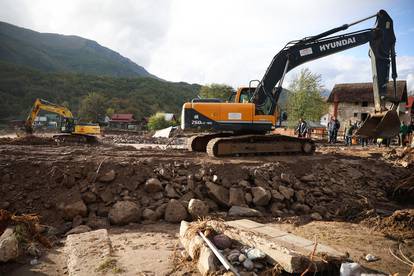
[238,253,247,262]
[292,203,311,214]
[99,170,116,183]
[310,212,323,220]
[229,188,246,207]
[72,215,83,228]
[165,184,180,198]
[206,181,229,207]
[188,199,209,218]
[165,199,188,222]
[280,173,293,184]
[197,246,216,276]
[155,203,167,219]
[87,216,109,229]
[244,193,252,203]
[278,185,294,200]
[271,189,285,201]
[0,202,10,209]
[251,187,271,206]
[239,180,250,188]
[142,208,158,221]
[99,188,114,203]
[0,228,19,262]
[145,178,163,193]
[64,200,87,219]
[228,206,263,217]
[246,248,266,260]
[227,252,239,262]
[82,192,96,204]
[108,201,141,225]
[243,259,254,270]
[213,234,232,250]
[295,190,305,203]
[300,174,316,182]
[65,225,92,236]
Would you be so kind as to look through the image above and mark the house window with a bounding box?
[353,113,358,118]
[362,101,368,107]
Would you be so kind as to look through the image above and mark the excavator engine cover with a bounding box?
[355,110,400,138]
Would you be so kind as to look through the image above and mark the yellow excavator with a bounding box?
[24,98,101,143]
[182,10,400,157]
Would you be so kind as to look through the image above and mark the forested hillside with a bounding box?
[0,62,200,120]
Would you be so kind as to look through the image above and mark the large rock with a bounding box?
[64,200,88,219]
[278,185,294,200]
[142,208,158,221]
[0,228,19,262]
[188,199,209,219]
[251,187,271,206]
[206,182,229,207]
[108,201,141,225]
[271,189,285,201]
[165,199,188,222]
[228,206,263,217]
[144,178,163,193]
[229,188,246,207]
[99,170,116,183]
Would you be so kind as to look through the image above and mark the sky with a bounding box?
[0,0,413,91]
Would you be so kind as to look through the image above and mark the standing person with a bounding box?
[334,117,341,143]
[399,122,409,147]
[345,121,355,146]
[327,116,336,143]
[296,118,308,138]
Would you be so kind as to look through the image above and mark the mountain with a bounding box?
[0,21,154,78]
[0,62,200,121]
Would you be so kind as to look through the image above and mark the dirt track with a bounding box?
[0,136,413,275]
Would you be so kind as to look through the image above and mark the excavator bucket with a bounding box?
[355,110,400,138]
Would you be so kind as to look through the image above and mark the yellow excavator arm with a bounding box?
[25,99,74,133]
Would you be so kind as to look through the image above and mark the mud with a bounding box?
[0,135,413,274]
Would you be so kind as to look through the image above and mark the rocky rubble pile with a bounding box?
[0,156,406,235]
[101,134,185,145]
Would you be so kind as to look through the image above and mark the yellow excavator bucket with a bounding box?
[355,109,400,138]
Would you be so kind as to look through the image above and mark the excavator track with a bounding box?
[206,134,315,157]
[187,133,233,152]
[53,134,98,144]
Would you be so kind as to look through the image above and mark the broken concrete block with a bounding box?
[0,228,19,262]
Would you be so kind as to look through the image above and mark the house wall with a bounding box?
[328,101,410,130]
[328,102,375,130]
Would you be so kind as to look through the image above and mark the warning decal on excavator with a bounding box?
[228,113,242,120]
[299,47,313,56]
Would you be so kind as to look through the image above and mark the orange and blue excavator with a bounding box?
[181,10,400,157]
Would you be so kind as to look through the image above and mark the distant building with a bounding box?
[327,81,408,129]
[405,96,414,123]
[109,114,138,130]
[163,113,177,122]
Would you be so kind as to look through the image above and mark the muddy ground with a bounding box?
[0,134,413,275]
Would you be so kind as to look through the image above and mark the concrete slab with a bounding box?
[222,219,347,273]
[64,229,112,276]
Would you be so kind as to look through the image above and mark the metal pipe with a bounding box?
[348,14,377,27]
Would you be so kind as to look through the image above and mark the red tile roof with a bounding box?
[110,114,136,122]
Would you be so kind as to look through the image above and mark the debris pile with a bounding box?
[0,209,52,263]
[1,151,408,238]
[101,134,185,145]
[0,136,56,145]
[364,209,414,240]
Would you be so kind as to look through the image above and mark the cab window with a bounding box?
[238,88,254,103]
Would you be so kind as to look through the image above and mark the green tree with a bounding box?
[199,83,234,100]
[106,107,115,118]
[79,92,107,122]
[286,68,328,128]
[147,112,174,131]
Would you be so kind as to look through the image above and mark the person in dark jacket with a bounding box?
[327,116,339,143]
[344,121,356,146]
[296,118,308,138]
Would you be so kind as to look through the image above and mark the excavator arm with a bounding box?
[253,10,397,118]
[25,99,74,134]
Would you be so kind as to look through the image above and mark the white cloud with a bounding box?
[0,0,412,91]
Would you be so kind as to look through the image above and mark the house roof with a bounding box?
[327,81,407,103]
[110,113,136,122]
[407,96,414,108]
